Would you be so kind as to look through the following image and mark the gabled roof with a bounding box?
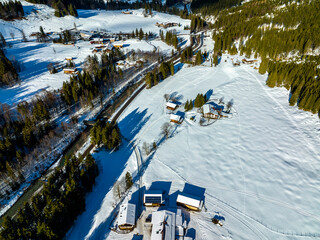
[203,104,219,115]
[170,114,181,122]
[118,203,136,226]
[145,190,163,196]
[166,102,177,109]
[177,193,202,209]
[151,210,176,240]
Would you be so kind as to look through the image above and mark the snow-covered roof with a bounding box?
[151,210,176,240]
[166,102,177,109]
[113,42,123,45]
[170,114,181,122]
[118,203,136,226]
[63,68,77,71]
[145,190,163,196]
[203,104,219,115]
[177,193,202,209]
[116,60,126,65]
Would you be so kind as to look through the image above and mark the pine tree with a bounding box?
[0,32,6,48]
[259,57,269,75]
[125,172,133,190]
[170,61,175,75]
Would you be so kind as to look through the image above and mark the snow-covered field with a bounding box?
[0,1,189,104]
[68,49,320,239]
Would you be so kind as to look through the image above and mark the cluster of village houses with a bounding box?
[166,100,227,126]
[116,188,203,240]
[37,28,149,75]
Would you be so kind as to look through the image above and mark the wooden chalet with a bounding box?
[166,102,178,111]
[63,68,77,74]
[113,43,124,48]
[203,104,219,119]
[176,193,203,211]
[170,114,183,124]
[118,203,136,231]
[116,60,126,66]
[143,190,164,207]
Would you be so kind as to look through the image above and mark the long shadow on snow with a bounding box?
[77,10,100,18]
[68,108,151,240]
[118,108,151,140]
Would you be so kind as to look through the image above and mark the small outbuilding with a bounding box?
[170,114,183,124]
[202,104,219,119]
[176,193,203,211]
[118,203,136,231]
[63,68,77,74]
[166,102,178,111]
[144,190,164,207]
[113,43,124,48]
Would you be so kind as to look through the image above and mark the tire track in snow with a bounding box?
[153,154,266,240]
[243,66,320,163]
[205,192,320,238]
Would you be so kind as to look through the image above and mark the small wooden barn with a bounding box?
[63,68,77,74]
[118,203,136,231]
[176,193,203,211]
[170,114,183,124]
[166,102,178,111]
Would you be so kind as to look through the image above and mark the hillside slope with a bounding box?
[194,0,320,117]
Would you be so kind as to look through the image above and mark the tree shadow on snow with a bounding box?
[67,108,151,240]
[118,108,151,140]
[77,10,100,18]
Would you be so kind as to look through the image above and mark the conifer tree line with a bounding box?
[210,0,320,117]
[191,0,241,16]
[0,49,19,86]
[160,30,179,49]
[185,93,207,111]
[190,15,206,32]
[90,120,121,150]
[106,0,185,16]
[0,93,59,173]
[0,0,24,20]
[26,0,79,17]
[52,29,75,44]
[145,60,174,89]
[0,154,99,240]
[62,49,124,107]
[129,28,153,41]
[0,48,124,180]
[181,46,193,63]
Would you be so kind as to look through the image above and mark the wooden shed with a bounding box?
[118,203,136,231]
[166,102,178,111]
[176,193,203,211]
[170,114,183,124]
[63,68,77,74]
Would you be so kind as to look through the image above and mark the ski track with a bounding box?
[154,146,320,239]
[243,66,319,164]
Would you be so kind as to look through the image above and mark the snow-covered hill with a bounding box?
[67,39,320,240]
[0,1,190,104]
